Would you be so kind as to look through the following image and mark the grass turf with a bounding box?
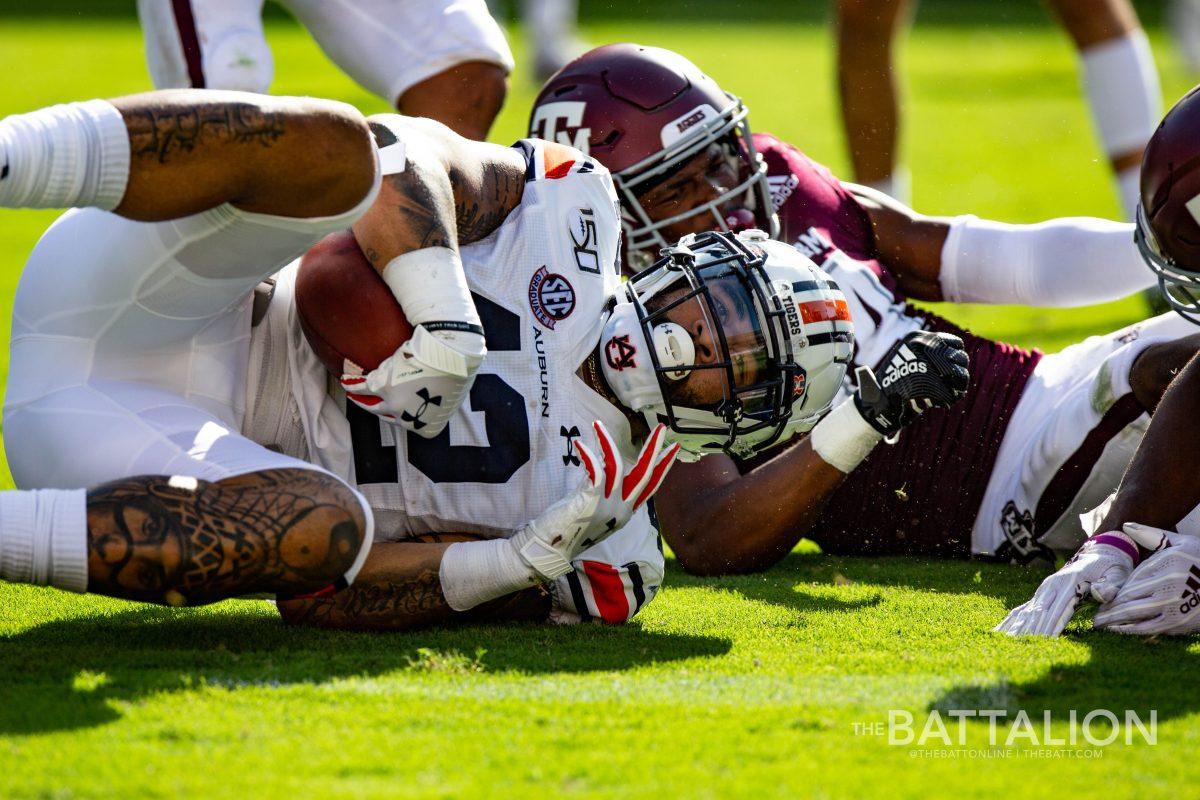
[2,7,1200,797]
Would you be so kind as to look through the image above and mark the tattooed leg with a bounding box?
[0,90,373,219]
[277,540,551,631]
[111,90,376,220]
[86,468,369,605]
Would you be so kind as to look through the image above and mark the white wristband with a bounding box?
[438,538,539,611]
[809,397,884,474]
[380,246,479,329]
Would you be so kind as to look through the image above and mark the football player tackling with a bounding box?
[532,45,1200,574]
[0,90,885,629]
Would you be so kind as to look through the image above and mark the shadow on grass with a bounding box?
[0,603,731,735]
[673,552,1200,723]
[928,632,1200,725]
[666,551,1044,611]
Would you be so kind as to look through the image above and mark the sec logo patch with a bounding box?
[529,266,576,329]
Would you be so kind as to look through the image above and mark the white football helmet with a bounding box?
[600,229,854,460]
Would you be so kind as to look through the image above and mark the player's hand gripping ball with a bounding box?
[296,231,483,438]
[296,230,414,377]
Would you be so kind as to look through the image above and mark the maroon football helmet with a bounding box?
[1138,85,1200,322]
[529,43,776,268]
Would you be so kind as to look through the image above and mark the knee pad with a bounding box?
[203,28,274,93]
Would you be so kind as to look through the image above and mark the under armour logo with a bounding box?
[561,425,581,466]
[400,387,442,430]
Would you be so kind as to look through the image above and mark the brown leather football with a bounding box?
[295,229,414,375]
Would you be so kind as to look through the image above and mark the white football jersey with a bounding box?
[245,140,662,622]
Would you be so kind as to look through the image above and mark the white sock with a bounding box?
[864,166,911,205]
[1116,166,1142,222]
[0,99,130,210]
[1168,0,1200,72]
[438,538,539,611]
[0,489,88,592]
[522,0,583,73]
[523,0,575,47]
[1080,31,1162,218]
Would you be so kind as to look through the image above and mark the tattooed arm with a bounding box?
[108,89,376,222]
[86,468,369,606]
[277,539,551,631]
[351,115,525,277]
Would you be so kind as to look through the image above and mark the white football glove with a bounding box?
[510,421,680,581]
[1094,528,1200,636]
[340,324,485,438]
[993,524,1168,637]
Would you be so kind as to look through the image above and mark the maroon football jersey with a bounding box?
[754,132,1042,556]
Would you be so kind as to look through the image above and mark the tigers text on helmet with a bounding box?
[600,229,854,461]
[529,43,776,270]
[1138,85,1200,323]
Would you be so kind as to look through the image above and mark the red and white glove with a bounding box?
[994,524,1169,637]
[510,421,680,581]
[340,324,486,438]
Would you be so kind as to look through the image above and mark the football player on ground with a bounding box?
[835,0,1160,219]
[0,89,929,629]
[138,0,513,140]
[530,44,1200,574]
[999,85,1200,636]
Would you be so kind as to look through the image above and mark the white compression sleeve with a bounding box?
[939,214,1155,307]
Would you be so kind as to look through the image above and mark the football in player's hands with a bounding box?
[295,230,414,376]
[854,330,970,436]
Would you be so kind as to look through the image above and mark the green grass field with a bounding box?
[3,5,1200,798]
